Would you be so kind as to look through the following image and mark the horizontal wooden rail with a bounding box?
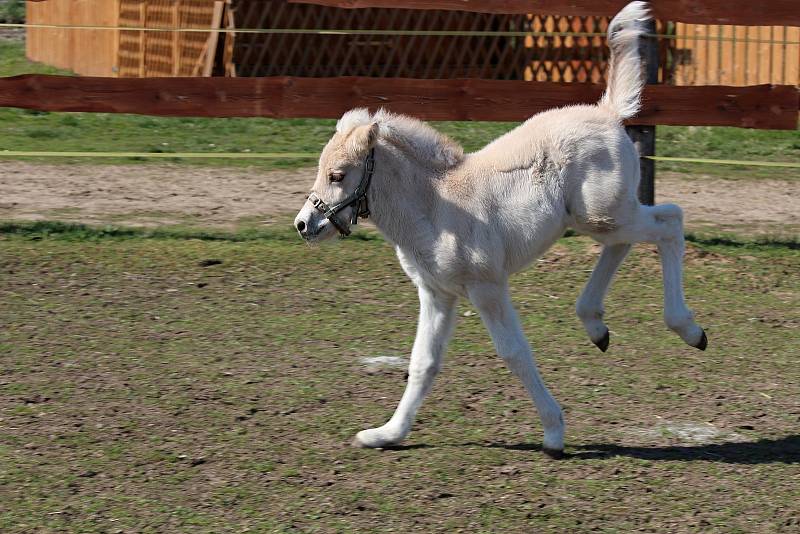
[26,0,800,26]
[0,75,796,129]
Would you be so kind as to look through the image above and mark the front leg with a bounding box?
[353,285,457,448]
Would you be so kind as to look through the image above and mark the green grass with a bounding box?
[657,125,800,179]
[0,0,25,23]
[2,219,798,250]
[0,40,62,76]
[0,40,797,177]
[1,224,799,532]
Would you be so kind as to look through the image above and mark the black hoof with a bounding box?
[593,329,610,353]
[693,329,708,351]
[542,448,565,460]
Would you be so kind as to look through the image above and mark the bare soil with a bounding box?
[1,162,798,235]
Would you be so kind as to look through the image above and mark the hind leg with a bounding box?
[576,243,631,351]
[650,205,707,349]
[605,203,707,350]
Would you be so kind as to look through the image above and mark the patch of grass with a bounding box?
[657,125,800,180]
[0,228,798,532]
[686,232,800,251]
[2,219,797,250]
[0,41,796,177]
[0,219,381,242]
[0,41,64,77]
[0,0,24,23]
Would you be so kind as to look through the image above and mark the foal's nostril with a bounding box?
[296,220,306,234]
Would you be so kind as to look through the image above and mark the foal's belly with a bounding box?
[396,219,566,296]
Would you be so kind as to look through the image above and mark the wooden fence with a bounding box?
[673,24,800,86]
[26,0,120,76]
[15,0,800,207]
[26,0,229,77]
[117,0,233,77]
[15,0,800,131]
[26,1,800,86]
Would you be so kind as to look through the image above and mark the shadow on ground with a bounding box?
[475,435,800,464]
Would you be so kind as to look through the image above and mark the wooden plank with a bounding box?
[172,1,180,76]
[223,0,237,76]
[26,0,119,76]
[0,75,795,129]
[732,25,747,85]
[26,0,800,26]
[138,2,146,78]
[111,0,121,77]
[786,27,800,86]
[203,1,225,76]
[674,22,800,87]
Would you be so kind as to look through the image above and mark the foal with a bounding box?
[294,1,706,457]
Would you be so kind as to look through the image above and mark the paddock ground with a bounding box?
[2,161,799,237]
[1,205,798,532]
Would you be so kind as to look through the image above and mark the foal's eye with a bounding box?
[329,171,345,183]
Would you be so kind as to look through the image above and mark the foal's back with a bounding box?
[450,104,642,261]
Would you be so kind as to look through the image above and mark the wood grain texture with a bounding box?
[0,75,795,129]
[26,0,120,76]
[26,0,800,26]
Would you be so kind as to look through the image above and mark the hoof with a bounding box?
[351,436,368,448]
[542,447,565,460]
[352,429,398,449]
[693,329,708,351]
[593,329,610,353]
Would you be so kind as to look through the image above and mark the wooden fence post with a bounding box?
[626,19,658,206]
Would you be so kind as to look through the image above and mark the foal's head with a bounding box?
[294,109,379,242]
[294,108,464,242]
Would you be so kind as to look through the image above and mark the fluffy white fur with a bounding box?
[294,2,705,456]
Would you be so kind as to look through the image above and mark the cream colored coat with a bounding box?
[294,2,706,456]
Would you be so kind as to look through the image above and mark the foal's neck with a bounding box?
[368,147,439,251]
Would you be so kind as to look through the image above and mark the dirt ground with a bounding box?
[1,162,798,235]
[2,230,798,532]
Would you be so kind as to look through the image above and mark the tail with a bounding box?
[599,1,651,120]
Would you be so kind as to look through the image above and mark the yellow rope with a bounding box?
[645,156,800,168]
[2,22,797,45]
[0,151,318,159]
[0,151,797,168]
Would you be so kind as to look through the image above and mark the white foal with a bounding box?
[293,1,706,458]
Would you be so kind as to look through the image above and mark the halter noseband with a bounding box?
[307,148,376,237]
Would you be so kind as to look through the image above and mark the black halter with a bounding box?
[307,148,376,237]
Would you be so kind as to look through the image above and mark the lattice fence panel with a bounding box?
[118,0,218,78]
[142,1,179,77]
[177,1,222,76]
[232,0,675,82]
[118,1,146,77]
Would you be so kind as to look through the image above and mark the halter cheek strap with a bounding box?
[308,148,376,237]
[307,192,351,236]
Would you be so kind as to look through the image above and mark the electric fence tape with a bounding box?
[0,151,797,168]
[2,22,798,45]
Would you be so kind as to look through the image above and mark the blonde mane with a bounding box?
[337,108,464,170]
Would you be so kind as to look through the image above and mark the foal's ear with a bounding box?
[347,122,379,156]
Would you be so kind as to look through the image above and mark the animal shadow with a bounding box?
[484,435,800,464]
